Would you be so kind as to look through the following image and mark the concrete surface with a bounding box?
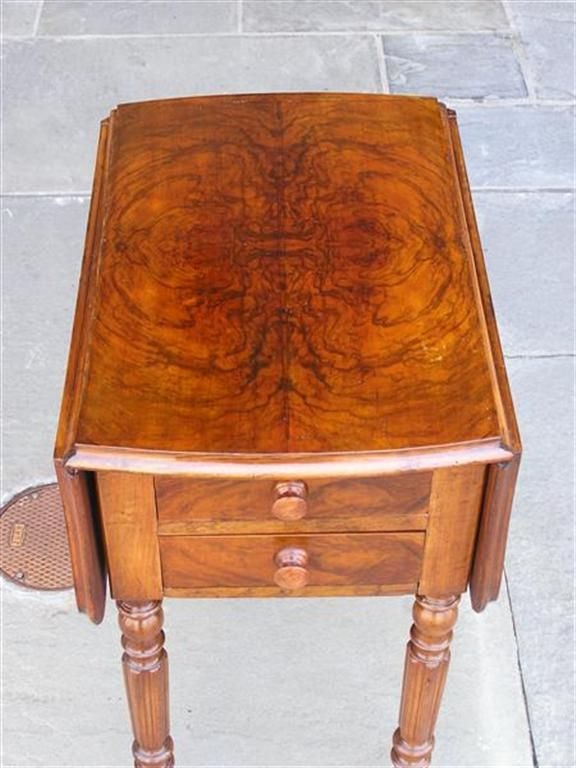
[242,1,510,33]
[509,1,576,100]
[1,0,39,35]
[475,192,574,354]
[1,2,574,767]
[507,358,575,767]
[2,585,532,768]
[38,0,239,35]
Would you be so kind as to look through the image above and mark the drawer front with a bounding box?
[155,474,431,534]
[159,532,425,597]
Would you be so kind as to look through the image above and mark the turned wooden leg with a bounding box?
[117,600,174,768]
[391,595,460,767]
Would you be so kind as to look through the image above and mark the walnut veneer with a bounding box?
[55,93,521,767]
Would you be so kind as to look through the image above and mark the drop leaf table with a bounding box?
[54,93,521,767]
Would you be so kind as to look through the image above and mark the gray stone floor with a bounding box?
[1,2,574,766]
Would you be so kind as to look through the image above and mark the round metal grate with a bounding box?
[0,483,73,590]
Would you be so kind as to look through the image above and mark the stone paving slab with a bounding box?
[383,33,526,99]
[510,1,576,100]
[243,0,509,33]
[1,0,40,36]
[2,583,533,767]
[38,0,238,37]
[474,191,575,355]
[507,357,576,768]
[2,36,381,194]
[455,105,575,188]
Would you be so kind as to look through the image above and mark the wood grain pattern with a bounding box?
[271,480,308,520]
[445,110,522,612]
[446,110,520,456]
[65,440,513,478]
[70,93,499,456]
[53,118,111,624]
[54,118,110,461]
[163,583,418,599]
[155,473,430,534]
[97,473,162,600]
[159,532,425,593]
[118,601,174,768]
[470,456,521,612]
[418,465,485,598]
[54,462,106,624]
[391,595,460,767]
[273,546,310,590]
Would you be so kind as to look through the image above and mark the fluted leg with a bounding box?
[391,595,460,767]
[117,600,174,768]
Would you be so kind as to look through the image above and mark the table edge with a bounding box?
[59,438,513,479]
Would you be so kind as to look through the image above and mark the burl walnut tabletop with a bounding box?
[54,93,521,768]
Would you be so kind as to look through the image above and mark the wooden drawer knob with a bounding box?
[272,481,308,521]
[274,547,309,590]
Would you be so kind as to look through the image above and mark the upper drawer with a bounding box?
[155,474,431,534]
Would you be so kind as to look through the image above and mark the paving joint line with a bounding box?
[504,571,539,767]
[504,353,575,360]
[373,33,389,93]
[1,192,92,198]
[32,0,44,37]
[471,187,575,193]
[237,0,242,35]
[445,98,575,107]
[4,29,518,41]
[501,0,539,103]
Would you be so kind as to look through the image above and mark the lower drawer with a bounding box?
[159,532,425,598]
